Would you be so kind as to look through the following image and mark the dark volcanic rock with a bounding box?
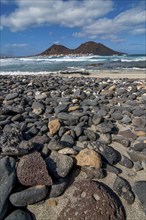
[59,180,126,220]
[10,185,48,207]
[112,135,130,147]
[17,151,52,186]
[96,142,121,165]
[45,151,73,178]
[5,92,18,101]
[49,178,69,198]
[113,176,135,204]
[119,155,134,168]
[4,209,32,220]
[48,140,66,151]
[0,157,16,220]
[61,134,75,147]
[32,101,45,115]
[84,129,98,141]
[133,181,146,214]
[119,130,137,142]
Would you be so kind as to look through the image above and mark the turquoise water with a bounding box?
[0,54,145,73]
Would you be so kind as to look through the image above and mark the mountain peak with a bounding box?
[39,41,124,56]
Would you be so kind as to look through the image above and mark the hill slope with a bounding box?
[39,41,124,56]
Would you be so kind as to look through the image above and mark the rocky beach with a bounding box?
[0,73,146,220]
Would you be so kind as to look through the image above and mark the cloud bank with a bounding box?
[1,0,145,42]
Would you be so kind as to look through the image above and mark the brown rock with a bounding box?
[68,106,80,112]
[134,130,146,137]
[48,199,58,207]
[17,151,52,186]
[75,148,102,168]
[59,180,126,220]
[119,129,137,141]
[48,119,61,135]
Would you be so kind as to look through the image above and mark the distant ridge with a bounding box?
[39,41,124,56]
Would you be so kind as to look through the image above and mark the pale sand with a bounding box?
[58,69,146,79]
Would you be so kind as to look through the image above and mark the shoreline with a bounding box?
[0,69,146,79]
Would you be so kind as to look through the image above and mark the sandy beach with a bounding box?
[58,69,146,79]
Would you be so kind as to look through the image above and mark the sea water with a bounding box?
[0,54,145,75]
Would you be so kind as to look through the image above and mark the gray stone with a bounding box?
[0,157,16,220]
[111,112,123,120]
[49,178,69,198]
[61,134,75,147]
[92,114,102,125]
[133,181,146,214]
[45,151,73,178]
[32,101,45,115]
[10,185,48,207]
[84,129,98,141]
[48,140,66,151]
[112,135,130,147]
[113,176,135,204]
[119,155,134,168]
[5,93,18,101]
[4,209,32,220]
[55,104,68,113]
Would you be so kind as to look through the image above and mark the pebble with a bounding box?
[75,148,102,168]
[113,176,135,204]
[0,157,16,220]
[59,180,126,220]
[119,155,134,168]
[4,209,32,220]
[0,75,145,219]
[48,118,61,135]
[10,185,48,207]
[17,151,52,186]
[45,151,74,178]
[133,181,146,214]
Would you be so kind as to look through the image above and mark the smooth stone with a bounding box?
[84,129,98,141]
[32,102,45,115]
[31,135,50,150]
[0,157,16,220]
[17,151,52,186]
[122,115,131,124]
[111,112,123,120]
[35,92,47,100]
[48,119,61,135]
[75,148,102,168]
[48,140,66,151]
[96,122,113,133]
[113,176,135,204]
[68,105,80,112]
[133,108,145,117]
[57,112,69,120]
[106,164,122,174]
[134,161,143,171]
[133,181,146,214]
[10,185,48,207]
[4,209,32,220]
[58,147,77,155]
[61,134,75,147]
[5,93,18,100]
[96,142,121,165]
[112,135,130,147]
[74,123,83,137]
[55,104,68,113]
[92,114,102,125]
[133,142,146,152]
[119,130,137,141]
[127,149,146,162]
[45,151,73,178]
[49,178,69,198]
[132,117,146,127]
[119,155,134,168]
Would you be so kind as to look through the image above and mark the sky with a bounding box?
[0,0,146,56]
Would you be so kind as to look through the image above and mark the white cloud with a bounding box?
[5,43,29,47]
[84,7,145,36]
[1,0,113,31]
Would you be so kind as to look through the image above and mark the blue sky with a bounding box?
[0,0,146,56]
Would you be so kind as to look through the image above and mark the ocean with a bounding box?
[0,54,145,75]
